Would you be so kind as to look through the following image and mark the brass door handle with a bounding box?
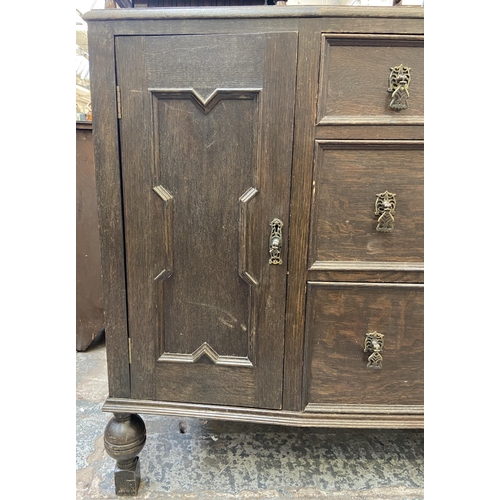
[375,191,396,232]
[388,64,411,110]
[364,332,384,369]
[269,219,283,265]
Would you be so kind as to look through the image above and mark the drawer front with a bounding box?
[309,140,423,271]
[317,34,423,126]
[304,282,423,411]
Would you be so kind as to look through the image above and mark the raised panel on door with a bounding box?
[116,33,297,409]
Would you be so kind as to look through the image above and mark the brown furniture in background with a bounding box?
[86,4,423,495]
[76,121,104,351]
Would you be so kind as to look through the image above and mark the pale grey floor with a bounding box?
[76,334,424,499]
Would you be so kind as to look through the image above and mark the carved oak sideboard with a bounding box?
[85,4,423,495]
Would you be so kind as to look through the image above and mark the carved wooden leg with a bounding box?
[103,413,146,496]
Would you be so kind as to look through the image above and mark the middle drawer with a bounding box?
[309,140,423,271]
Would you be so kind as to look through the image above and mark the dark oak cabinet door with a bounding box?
[116,33,298,409]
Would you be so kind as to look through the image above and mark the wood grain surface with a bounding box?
[86,7,424,428]
[317,34,424,125]
[309,140,424,268]
[304,282,423,407]
[76,123,104,351]
[115,32,298,408]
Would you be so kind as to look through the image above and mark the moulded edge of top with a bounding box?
[83,5,424,22]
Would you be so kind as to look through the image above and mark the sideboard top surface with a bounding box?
[84,5,424,22]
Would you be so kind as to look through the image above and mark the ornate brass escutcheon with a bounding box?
[269,219,283,265]
[388,64,411,110]
[375,191,397,232]
[364,331,384,369]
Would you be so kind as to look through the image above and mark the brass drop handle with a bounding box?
[364,332,384,369]
[388,64,411,110]
[375,191,396,232]
[269,219,283,265]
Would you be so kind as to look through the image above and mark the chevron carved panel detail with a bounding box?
[150,88,260,115]
[159,342,253,368]
[153,184,173,202]
[151,87,261,366]
[153,184,174,282]
[239,187,259,286]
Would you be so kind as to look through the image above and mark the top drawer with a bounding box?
[317,34,424,126]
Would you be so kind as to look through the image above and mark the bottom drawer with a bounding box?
[303,282,423,412]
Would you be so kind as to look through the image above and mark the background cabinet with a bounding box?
[76,121,104,351]
[86,5,423,495]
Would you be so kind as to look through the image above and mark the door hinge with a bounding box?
[128,337,132,364]
[116,85,122,119]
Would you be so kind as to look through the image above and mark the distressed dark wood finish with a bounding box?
[303,282,423,407]
[116,32,297,408]
[84,6,424,21]
[103,398,423,429]
[309,140,424,269]
[315,124,424,141]
[85,12,424,476]
[87,22,130,398]
[317,34,424,126]
[151,89,259,362]
[307,269,423,284]
[103,413,146,496]
[283,17,322,412]
[76,122,104,351]
[89,18,301,38]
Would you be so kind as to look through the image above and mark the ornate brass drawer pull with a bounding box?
[364,332,384,369]
[269,219,283,265]
[375,191,396,232]
[388,64,411,110]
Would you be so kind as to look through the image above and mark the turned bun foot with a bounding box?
[104,413,146,496]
